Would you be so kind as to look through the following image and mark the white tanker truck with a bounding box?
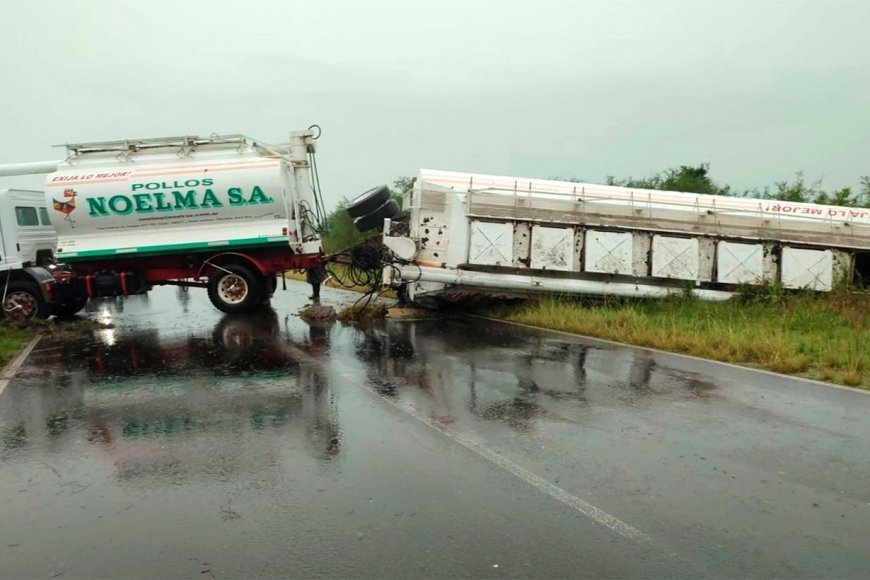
[0,128,397,319]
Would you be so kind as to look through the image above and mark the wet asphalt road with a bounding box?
[0,283,868,578]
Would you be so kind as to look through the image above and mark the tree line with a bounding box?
[599,164,869,207]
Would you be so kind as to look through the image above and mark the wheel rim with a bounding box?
[217,274,249,304]
[5,291,37,319]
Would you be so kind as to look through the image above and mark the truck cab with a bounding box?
[0,189,57,268]
[0,189,57,319]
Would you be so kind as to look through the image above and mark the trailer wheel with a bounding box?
[354,199,400,232]
[2,281,51,320]
[52,296,88,318]
[256,275,279,306]
[207,264,263,314]
[346,185,391,219]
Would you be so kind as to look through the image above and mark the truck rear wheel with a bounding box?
[258,276,278,305]
[2,281,51,320]
[207,264,264,314]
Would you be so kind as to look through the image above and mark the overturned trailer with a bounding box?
[384,170,870,303]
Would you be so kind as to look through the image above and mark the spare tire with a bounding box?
[346,185,390,219]
[354,199,400,232]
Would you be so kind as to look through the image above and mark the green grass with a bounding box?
[481,291,869,389]
[0,322,30,367]
[284,263,396,297]
[284,264,370,294]
[0,317,114,367]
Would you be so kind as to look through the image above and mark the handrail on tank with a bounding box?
[458,184,870,231]
[55,134,251,154]
[53,133,301,166]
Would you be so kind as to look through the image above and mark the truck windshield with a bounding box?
[39,207,50,225]
[15,206,39,226]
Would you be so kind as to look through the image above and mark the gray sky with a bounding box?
[1,0,868,207]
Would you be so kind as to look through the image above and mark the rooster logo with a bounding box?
[53,188,77,228]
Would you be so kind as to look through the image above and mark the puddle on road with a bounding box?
[2,285,867,580]
[0,285,717,474]
[351,316,716,427]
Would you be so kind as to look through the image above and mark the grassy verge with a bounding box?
[0,322,31,367]
[481,291,869,389]
[0,317,114,367]
[284,264,395,297]
[284,264,369,294]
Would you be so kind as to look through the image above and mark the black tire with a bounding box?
[52,296,88,318]
[346,185,390,219]
[207,264,264,314]
[2,281,51,320]
[380,198,400,218]
[353,199,400,232]
[258,276,279,305]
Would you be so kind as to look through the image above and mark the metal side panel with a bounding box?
[632,234,652,277]
[698,238,716,282]
[513,222,531,268]
[831,250,852,284]
[781,247,833,290]
[571,229,584,271]
[717,241,764,284]
[652,236,700,280]
[530,225,574,271]
[417,214,449,262]
[585,230,633,274]
[415,189,452,263]
[468,221,513,266]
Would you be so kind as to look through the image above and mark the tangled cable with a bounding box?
[325,243,421,309]
[307,147,328,233]
[298,199,326,240]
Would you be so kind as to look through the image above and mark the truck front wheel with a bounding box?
[2,281,51,320]
[207,264,263,314]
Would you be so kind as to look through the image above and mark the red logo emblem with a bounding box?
[53,188,77,228]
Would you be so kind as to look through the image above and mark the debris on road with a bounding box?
[336,302,387,322]
[387,307,432,320]
[299,304,337,322]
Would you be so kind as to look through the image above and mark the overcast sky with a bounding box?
[1,0,868,206]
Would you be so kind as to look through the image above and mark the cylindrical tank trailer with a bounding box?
[40,131,326,316]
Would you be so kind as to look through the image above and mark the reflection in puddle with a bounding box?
[1,289,718,483]
[0,307,342,478]
[350,318,716,432]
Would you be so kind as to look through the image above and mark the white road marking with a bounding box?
[357,380,649,542]
[0,335,42,396]
[31,345,64,354]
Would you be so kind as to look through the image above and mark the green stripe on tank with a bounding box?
[57,236,288,262]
